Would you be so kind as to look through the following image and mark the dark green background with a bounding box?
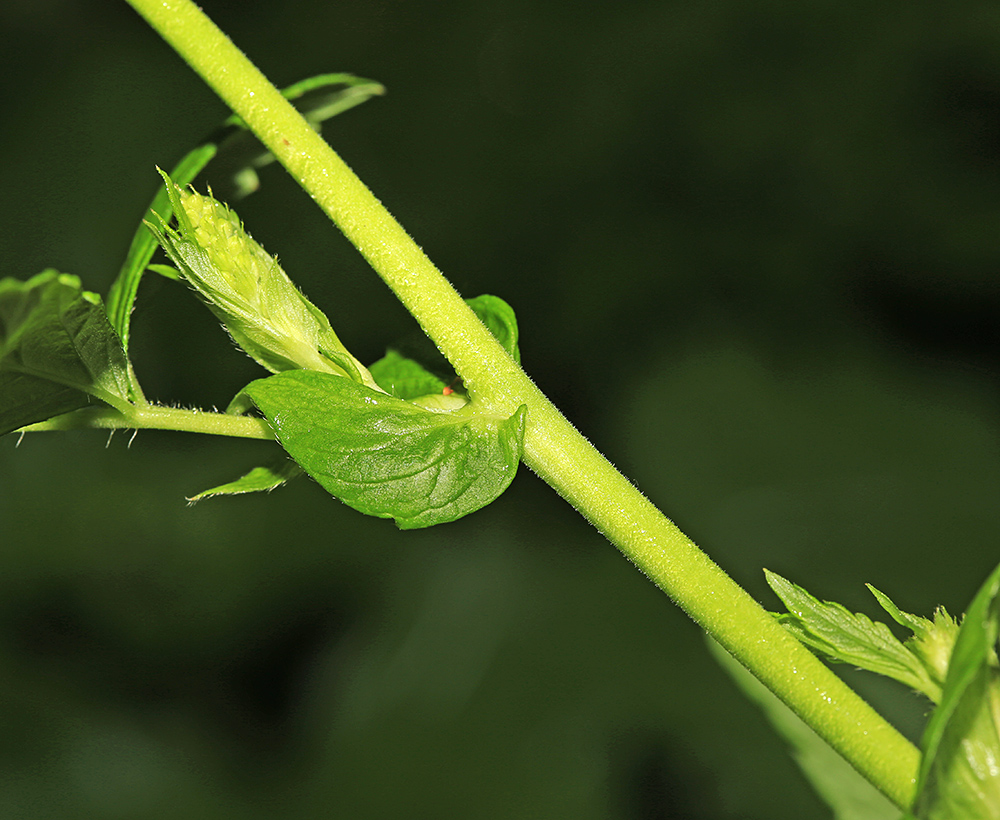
[2,1,999,817]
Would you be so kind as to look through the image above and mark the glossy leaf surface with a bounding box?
[243,370,526,528]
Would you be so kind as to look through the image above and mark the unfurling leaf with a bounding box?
[148,173,378,388]
[242,369,526,529]
[0,271,132,436]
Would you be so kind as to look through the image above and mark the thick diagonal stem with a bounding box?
[124,0,919,807]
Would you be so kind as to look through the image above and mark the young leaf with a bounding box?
[766,570,942,702]
[868,584,928,634]
[708,637,899,820]
[908,561,1000,820]
[0,271,132,436]
[869,584,959,692]
[105,74,384,355]
[187,459,303,502]
[149,174,378,387]
[241,369,526,529]
[467,294,520,363]
[369,348,448,399]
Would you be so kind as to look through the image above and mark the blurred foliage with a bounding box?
[2,0,1000,817]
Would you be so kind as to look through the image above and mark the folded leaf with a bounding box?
[242,369,526,529]
[0,271,131,436]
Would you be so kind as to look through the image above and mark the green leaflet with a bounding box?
[766,570,947,703]
[907,561,1000,820]
[0,271,132,436]
[188,459,303,502]
[106,73,384,356]
[868,584,959,694]
[242,369,526,529]
[708,637,899,820]
[369,349,448,399]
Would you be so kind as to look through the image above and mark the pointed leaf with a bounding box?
[188,459,303,501]
[868,584,928,634]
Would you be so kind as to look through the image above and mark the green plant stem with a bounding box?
[124,0,919,807]
[24,404,274,439]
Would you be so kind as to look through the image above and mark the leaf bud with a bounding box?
[147,170,379,389]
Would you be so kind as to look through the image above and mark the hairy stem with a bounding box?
[24,404,275,440]
[124,0,919,807]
